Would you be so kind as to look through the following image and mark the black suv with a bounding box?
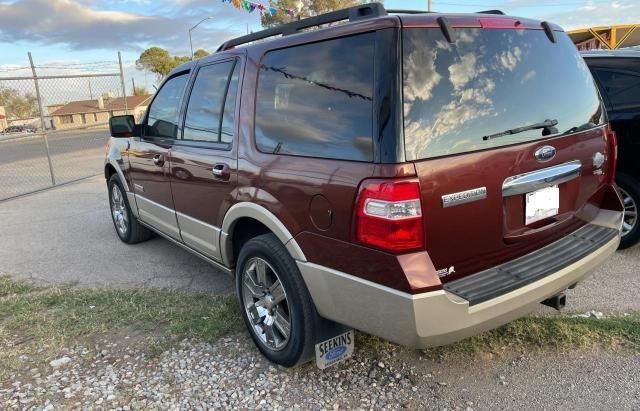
[583,50,640,248]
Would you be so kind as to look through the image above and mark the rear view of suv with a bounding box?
[105,4,623,367]
[582,50,640,248]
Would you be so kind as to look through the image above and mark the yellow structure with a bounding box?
[569,24,640,50]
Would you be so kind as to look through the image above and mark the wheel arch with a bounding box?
[220,202,307,268]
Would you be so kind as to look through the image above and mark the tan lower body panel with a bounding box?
[298,230,620,349]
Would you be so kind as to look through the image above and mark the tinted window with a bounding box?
[183,61,239,144]
[147,73,189,139]
[221,63,240,144]
[594,69,640,111]
[403,29,605,160]
[255,33,375,161]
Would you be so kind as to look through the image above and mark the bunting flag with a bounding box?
[221,0,301,17]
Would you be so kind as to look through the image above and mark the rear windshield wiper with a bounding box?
[482,119,558,141]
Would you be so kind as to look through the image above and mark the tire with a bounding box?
[616,173,640,249]
[108,174,152,244]
[236,233,317,367]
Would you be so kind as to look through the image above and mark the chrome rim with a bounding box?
[110,185,129,237]
[241,257,291,351]
[620,187,638,238]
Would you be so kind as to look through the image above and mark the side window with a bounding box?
[255,33,375,161]
[183,60,239,145]
[595,69,640,111]
[147,73,189,139]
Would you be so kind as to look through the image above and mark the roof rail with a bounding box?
[217,3,387,52]
[477,10,505,15]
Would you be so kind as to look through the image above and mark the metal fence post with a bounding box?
[118,52,128,115]
[28,52,56,186]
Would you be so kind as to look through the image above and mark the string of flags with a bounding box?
[221,0,303,17]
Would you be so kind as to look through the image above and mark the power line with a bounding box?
[436,1,587,7]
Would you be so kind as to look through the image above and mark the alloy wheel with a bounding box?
[110,185,129,237]
[241,257,291,351]
[620,187,638,238]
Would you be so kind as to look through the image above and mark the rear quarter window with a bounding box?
[403,28,605,160]
[255,33,375,162]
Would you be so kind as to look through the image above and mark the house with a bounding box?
[49,93,152,130]
[0,107,7,131]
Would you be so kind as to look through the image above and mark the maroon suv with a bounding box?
[105,4,624,367]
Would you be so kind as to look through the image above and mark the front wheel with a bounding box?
[108,175,152,244]
[236,234,317,367]
[617,174,640,249]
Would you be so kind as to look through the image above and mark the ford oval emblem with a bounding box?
[325,345,347,362]
[534,146,557,162]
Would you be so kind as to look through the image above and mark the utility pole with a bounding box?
[189,17,215,60]
[132,78,136,95]
[88,80,93,100]
[428,0,432,12]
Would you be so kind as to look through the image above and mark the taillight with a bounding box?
[353,179,424,253]
[605,125,618,185]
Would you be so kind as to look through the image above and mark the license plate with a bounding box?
[525,185,559,225]
[315,330,354,370]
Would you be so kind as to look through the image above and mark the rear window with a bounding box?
[255,33,375,162]
[403,28,605,161]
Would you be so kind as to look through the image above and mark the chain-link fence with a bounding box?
[0,53,129,201]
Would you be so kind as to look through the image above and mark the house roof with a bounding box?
[50,95,152,116]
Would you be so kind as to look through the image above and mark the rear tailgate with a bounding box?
[401,19,613,282]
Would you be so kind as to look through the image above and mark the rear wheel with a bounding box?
[236,234,317,367]
[617,174,640,249]
[108,174,152,244]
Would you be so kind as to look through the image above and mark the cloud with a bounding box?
[536,0,640,31]
[0,0,252,53]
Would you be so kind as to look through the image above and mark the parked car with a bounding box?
[582,50,640,248]
[2,124,37,134]
[105,4,624,367]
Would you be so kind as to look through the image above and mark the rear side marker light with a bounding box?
[605,126,618,185]
[354,179,424,253]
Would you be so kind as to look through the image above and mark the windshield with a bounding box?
[403,28,605,160]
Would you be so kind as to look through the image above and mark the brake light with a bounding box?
[605,125,618,185]
[354,179,424,253]
[479,18,523,29]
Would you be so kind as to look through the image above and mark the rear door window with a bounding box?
[403,29,605,160]
[183,60,239,146]
[255,33,375,162]
[594,69,640,111]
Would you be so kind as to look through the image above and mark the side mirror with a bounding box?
[109,115,137,138]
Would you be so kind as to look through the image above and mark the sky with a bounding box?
[0,0,639,94]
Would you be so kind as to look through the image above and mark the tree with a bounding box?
[135,47,209,81]
[0,87,39,119]
[261,0,377,28]
[133,86,149,96]
[193,49,210,59]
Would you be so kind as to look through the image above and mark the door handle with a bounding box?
[212,163,231,181]
[153,154,165,167]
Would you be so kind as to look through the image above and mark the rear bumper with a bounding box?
[298,210,621,348]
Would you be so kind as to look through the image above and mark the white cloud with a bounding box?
[0,0,252,53]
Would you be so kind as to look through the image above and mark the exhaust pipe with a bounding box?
[541,293,566,311]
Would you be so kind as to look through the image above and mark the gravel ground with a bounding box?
[2,333,638,410]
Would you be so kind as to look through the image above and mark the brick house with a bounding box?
[49,94,151,130]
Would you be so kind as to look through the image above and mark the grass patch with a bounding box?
[1,276,639,380]
[0,276,41,297]
[426,313,640,359]
[0,277,243,381]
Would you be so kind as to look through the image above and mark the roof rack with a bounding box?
[217,3,387,52]
[216,4,508,52]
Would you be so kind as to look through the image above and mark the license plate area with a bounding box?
[525,185,559,225]
[315,330,354,370]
